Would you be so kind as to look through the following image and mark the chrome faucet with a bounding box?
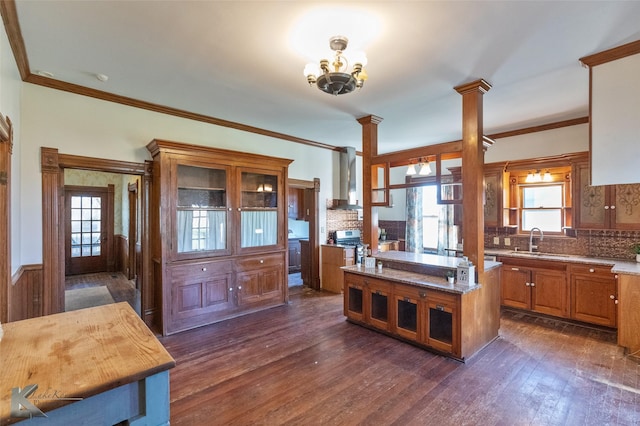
[529,227,543,253]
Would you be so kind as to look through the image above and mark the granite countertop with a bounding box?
[375,250,502,271]
[485,248,640,276]
[342,264,481,295]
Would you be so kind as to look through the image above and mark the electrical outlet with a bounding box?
[504,237,511,246]
[493,237,500,245]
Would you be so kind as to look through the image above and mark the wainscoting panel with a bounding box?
[10,264,43,322]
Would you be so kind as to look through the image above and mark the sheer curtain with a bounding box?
[241,211,278,247]
[177,210,193,252]
[177,210,226,252]
[437,204,457,255]
[405,187,423,253]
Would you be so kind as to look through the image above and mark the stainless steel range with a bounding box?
[334,230,366,265]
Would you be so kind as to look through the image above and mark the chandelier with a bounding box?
[303,36,368,96]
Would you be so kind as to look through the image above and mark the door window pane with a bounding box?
[70,195,102,258]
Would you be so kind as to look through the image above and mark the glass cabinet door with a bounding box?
[240,170,279,248]
[175,164,228,256]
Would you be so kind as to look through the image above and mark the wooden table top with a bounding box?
[0,302,175,420]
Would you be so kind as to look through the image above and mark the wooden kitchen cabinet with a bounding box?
[288,239,301,273]
[236,253,285,309]
[287,188,304,220]
[569,264,617,327]
[344,273,365,322]
[499,257,568,318]
[322,245,355,293]
[426,292,459,355]
[574,161,640,230]
[483,166,506,228]
[147,139,292,335]
[365,278,392,331]
[168,260,235,332]
[617,273,640,357]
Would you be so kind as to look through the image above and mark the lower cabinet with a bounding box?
[288,239,301,273]
[322,245,355,293]
[164,252,286,334]
[168,260,235,334]
[344,273,460,358]
[618,273,640,356]
[236,253,285,308]
[500,257,568,318]
[569,264,617,327]
[499,256,620,328]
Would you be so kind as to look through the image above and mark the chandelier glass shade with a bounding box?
[304,36,368,95]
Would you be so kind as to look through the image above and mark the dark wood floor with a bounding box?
[65,272,140,315]
[160,287,640,425]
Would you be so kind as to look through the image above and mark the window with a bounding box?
[422,185,439,249]
[520,184,564,233]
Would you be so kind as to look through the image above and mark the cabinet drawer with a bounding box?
[170,259,233,280]
[569,264,614,276]
[236,253,285,271]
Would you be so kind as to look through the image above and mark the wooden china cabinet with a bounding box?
[147,139,292,335]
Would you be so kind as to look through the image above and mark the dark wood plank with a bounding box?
[160,290,638,425]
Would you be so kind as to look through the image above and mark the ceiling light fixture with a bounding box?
[418,161,432,176]
[543,170,552,182]
[406,164,417,176]
[304,36,368,96]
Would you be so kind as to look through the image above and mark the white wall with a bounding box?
[485,123,588,163]
[1,25,23,274]
[20,84,340,265]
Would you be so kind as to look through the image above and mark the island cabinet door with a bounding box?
[426,292,459,356]
[501,266,532,310]
[344,273,365,322]
[393,284,427,343]
[365,278,392,331]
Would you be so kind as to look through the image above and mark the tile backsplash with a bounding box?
[485,228,640,260]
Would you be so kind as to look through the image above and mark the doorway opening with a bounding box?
[41,148,151,326]
[62,176,141,314]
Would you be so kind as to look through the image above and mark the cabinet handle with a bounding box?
[615,300,619,304]
[228,207,232,211]
[511,267,520,271]
[229,287,233,291]
[260,259,264,264]
[604,206,609,210]
[202,267,207,272]
[610,205,616,210]
[238,286,242,290]
[419,292,427,298]
[525,282,530,286]
[610,294,615,299]
[589,268,595,273]
[530,282,536,287]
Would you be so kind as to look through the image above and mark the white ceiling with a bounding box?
[12,1,640,153]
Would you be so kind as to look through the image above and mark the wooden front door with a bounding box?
[65,185,114,275]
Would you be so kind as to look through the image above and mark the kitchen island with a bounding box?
[0,302,175,424]
[342,253,501,362]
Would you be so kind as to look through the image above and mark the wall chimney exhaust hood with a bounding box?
[334,146,362,210]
